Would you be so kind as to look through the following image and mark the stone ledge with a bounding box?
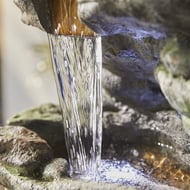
[0,163,137,190]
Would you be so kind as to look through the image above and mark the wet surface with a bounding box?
[98,160,178,190]
[100,142,190,189]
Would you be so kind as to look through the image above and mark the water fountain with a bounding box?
[48,34,102,179]
[2,0,190,189]
[46,0,102,179]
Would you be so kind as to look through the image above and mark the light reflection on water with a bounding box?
[48,34,102,179]
[97,160,178,190]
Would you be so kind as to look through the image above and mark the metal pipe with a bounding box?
[31,0,95,36]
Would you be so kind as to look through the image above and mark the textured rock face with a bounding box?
[7,104,186,160]
[155,34,190,136]
[5,103,190,189]
[84,13,170,112]
[100,19,169,111]
[43,158,69,180]
[7,103,66,158]
[0,125,53,177]
[14,0,43,30]
[14,0,190,35]
[14,0,172,113]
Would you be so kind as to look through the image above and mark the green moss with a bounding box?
[154,62,169,81]
[182,115,190,136]
[161,37,179,55]
[4,164,29,176]
[7,103,62,125]
[2,163,43,179]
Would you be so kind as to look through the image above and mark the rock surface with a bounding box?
[7,103,66,158]
[43,158,69,180]
[89,13,170,112]
[0,125,53,177]
[14,0,43,30]
[155,64,190,117]
[6,103,190,189]
[155,64,190,135]
[0,163,137,190]
[0,109,138,190]
[155,34,190,136]
[14,0,190,36]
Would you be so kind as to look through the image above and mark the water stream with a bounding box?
[48,34,102,179]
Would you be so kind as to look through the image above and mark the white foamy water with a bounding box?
[98,160,178,190]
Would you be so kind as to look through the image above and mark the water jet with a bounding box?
[44,0,102,179]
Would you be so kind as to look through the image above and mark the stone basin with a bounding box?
[0,103,188,190]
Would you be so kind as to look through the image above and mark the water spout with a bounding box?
[48,34,102,179]
[45,0,102,179]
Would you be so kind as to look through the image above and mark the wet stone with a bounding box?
[87,14,170,112]
[43,158,69,180]
[7,103,66,158]
[6,103,190,189]
[0,125,53,177]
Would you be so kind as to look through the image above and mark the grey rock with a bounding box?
[155,63,190,136]
[43,158,69,180]
[155,64,190,118]
[8,103,190,170]
[14,0,190,36]
[102,88,119,112]
[14,0,43,30]
[0,125,53,177]
[103,105,190,168]
[7,103,66,158]
[96,15,170,112]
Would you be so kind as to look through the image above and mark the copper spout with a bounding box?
[48,0,95,36]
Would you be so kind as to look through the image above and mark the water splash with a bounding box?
[48,34,102,179]
[98,160,178,190]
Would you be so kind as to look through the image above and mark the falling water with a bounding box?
[48,34,102,179]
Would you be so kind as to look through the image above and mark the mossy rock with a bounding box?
[7,103,67,158]
[155,63,190,117]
